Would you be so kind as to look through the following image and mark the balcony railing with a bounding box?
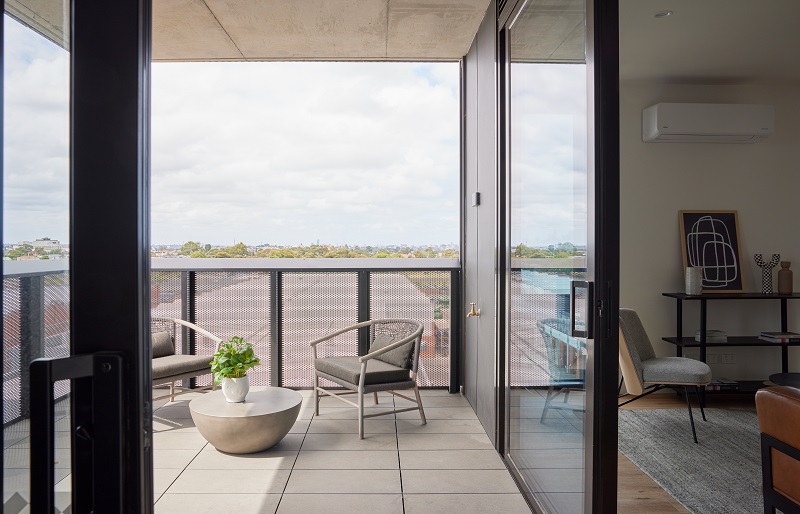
[3,258,461,426]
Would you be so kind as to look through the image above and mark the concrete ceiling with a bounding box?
[620,0,800,84]
[9,0,800,82]
[152,0,492,61]
[509,0,584,63]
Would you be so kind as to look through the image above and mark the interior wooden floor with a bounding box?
[616,391,756,513]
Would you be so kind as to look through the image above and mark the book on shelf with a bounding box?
[758,331,800,343]
[706,378,739,391]
[694,329,727,343]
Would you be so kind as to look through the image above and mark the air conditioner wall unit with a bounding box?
[642,103,774,143]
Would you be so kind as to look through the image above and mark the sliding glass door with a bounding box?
[501,0,619,511]
[3,3,72,510]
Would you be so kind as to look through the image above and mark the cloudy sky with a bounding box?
[510,63,588,248]
[4,15,588,249]
[4,15,459,247]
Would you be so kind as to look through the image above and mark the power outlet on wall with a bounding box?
[706,354,719,364]
[721,354,737,364]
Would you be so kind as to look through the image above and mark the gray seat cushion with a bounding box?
[370,333,414,369]
[152,354,212,380]
[315,356,410,385]
[642,357,712,385]
[152,331,175,359]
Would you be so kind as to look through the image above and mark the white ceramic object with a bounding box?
[685,267,703,295]
[221,376,249,403]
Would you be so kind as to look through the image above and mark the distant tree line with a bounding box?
[4,244,64,260]
[512,243,581,259]
[165,241,460,259]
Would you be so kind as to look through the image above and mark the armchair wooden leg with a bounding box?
[314,375,320,416]
[169,382,175,402]
[413,385,427,425]
[374,392,379,405]
[358,388,365,439]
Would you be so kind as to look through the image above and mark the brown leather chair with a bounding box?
[755,386,800,514]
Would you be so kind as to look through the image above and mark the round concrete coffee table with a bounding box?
[189,386,302,454]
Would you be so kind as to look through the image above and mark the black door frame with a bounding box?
[70,0,153,510]
[1,0,153,510]
[495,0,619,512]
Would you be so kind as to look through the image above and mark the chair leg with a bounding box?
[313,374,320,416]
[358,388,365,439]
[413,385,427,425]
[563,389,570,403]
[212,380,217,391]
[541,386,555,422]
[685,386,699,444]
[374,392,379,405]
[695,386,707,421]
[170,382,175,402]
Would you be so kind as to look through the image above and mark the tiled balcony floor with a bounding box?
[152,387,532,514]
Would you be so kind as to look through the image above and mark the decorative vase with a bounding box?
[778,261,793,295]
[221,376,249,403]
[755,254,781,294]
[685,266,703,295]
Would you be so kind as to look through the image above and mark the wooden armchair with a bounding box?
[151,317,223,402]
[310,319,426,439]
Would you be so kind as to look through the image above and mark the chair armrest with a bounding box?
[308,320,374,347]
[359,330,421,363]
[171,318,223,351]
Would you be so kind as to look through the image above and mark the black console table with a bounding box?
[662,293,800,379]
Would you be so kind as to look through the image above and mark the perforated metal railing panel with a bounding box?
[145,268,458,390]
[3,278,22,424]
[43,272,71,403]
[508,268,586,387]
[151,271,183,353]
[194,272,271,386]
[3,272,72,425]
[371,271,450,387]
[283,272,358,388]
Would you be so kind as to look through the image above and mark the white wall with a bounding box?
[620,82,800,380]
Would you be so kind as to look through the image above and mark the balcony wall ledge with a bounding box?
[151,257,460,272]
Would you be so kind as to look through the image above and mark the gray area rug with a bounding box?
[618,408,761,514]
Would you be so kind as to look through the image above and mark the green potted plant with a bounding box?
[209,336,260,402]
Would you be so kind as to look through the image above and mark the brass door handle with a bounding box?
[467,302,481,318]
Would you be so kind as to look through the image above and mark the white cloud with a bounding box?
[3,15,588,250]
[3,18,460,247]
[509,63,588,248]
[3,17,70,244]
[150,61,460,246]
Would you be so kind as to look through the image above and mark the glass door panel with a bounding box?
[3,3,71,511]
[505,1,589,512]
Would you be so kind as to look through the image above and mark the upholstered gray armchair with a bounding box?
[310,319,426,439]
[618,308,712,443]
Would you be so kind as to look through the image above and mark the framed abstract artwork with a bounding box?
[679,210,744,293]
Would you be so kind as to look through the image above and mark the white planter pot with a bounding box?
[221,376,249,403]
